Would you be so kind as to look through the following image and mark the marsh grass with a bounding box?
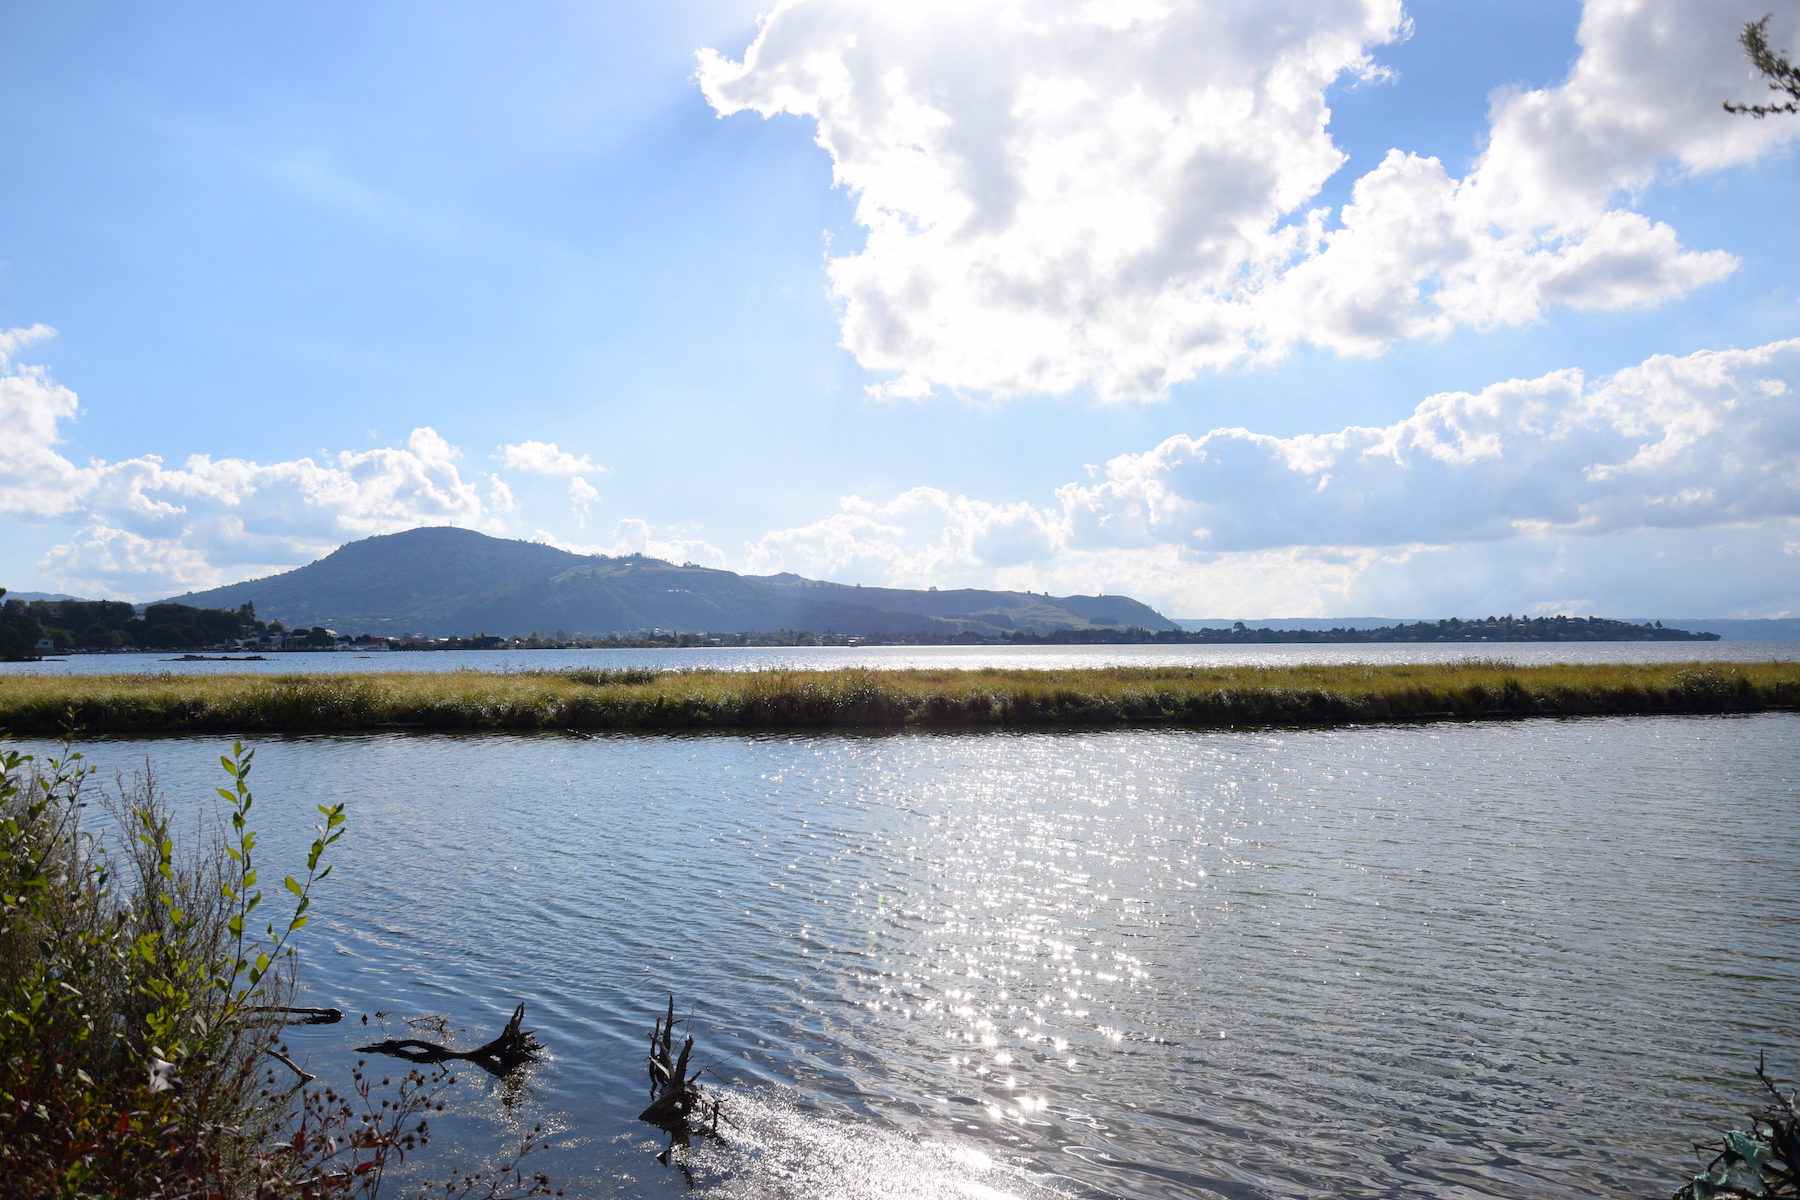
[0,661,1793,734]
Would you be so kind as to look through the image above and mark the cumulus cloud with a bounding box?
[486,474,520,514]
[495,441,603,475]
[746,339,1800,614]
[1059,340,1800,553]
[1,329,503,597]
[533,520,728,568]
[0,325,86,518]
[744,489,1056,584]
[700,0,1792,399]
[568,476,600,526]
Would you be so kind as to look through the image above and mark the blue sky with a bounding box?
[2,0,1797,618]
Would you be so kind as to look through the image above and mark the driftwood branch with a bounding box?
[639,994,729,1133]
[266,1047,317,1084]
[247,1005,345,1025]
[355,1003,543,1077]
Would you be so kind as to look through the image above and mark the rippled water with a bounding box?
[3,639,1795,677]
[18,716,1797,1198]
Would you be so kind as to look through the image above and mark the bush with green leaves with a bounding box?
[0,731,349,1196]
[1,731,559,1199]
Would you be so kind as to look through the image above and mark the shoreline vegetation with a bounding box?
[5,586,1730,661]
[1,661,1794,735]
[0,736,558,1198]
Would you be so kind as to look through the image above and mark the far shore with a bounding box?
[0,662,1794,735]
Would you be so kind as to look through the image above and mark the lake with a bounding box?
[4,640,1797,678]
[11,714,1796,1199]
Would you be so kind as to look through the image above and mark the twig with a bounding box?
[267,1048,317,1084]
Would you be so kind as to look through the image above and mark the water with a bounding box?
[14,715,1797,1199]
[4,640,1795,677]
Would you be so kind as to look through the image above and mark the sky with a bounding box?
[1,0,1798,619]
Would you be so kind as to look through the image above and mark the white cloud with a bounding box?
[744,489,1056,584]
[0,325,87,518]
[747,339,1800,614]
[0,330,502,597]
[486,473,520,514]
[700,0,1794,400]
[569,475,600,526]
[494,440,604,475]
[1060,339,1800,553]
[533,520,728,569]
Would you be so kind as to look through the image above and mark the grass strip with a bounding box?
[1,661,1796,735]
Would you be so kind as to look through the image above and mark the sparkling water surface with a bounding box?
[2,640,1795,677]
[14,715,1796,1199]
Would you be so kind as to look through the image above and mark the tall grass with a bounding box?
[0,661,1793,734]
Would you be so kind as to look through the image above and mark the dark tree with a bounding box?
[0,590,48,660]
[1726,15,1800,117]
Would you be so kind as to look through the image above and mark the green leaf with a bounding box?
[285,876,303,897]
[255,951,271,974]
[288,915,309,932]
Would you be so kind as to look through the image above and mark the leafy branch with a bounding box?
[1726,15,1800,117]
[216,740,346,1003]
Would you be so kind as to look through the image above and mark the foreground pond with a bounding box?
[19,715,1797,1199]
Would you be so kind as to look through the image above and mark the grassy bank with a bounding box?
[0,661,1795,735]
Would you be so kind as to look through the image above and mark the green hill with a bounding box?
[162,527,1176,639]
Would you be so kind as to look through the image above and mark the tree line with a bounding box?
[0,592,270,659]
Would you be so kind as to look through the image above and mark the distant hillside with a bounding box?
[163,527,1175,638]
[1183,616,1800,641]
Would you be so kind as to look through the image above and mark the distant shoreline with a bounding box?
[1,662,1793,735]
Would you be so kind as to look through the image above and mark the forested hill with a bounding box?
[1023,616,1720,643]
[162,527,1176,639]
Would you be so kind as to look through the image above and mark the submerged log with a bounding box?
[248,1005,344,1025]
[639,994,725,1132]
[355,1002,543,1076]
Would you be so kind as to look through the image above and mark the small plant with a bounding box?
[1674,1056,1798,1200]
[0,730,349,1197]
[0,729,556,1198]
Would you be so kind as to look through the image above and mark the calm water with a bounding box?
[16,716,1797,1199]
[4,640,1796,677]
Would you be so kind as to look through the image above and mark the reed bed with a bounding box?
[0,660,1795,734]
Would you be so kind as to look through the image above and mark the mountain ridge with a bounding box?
[162,527,1176,638]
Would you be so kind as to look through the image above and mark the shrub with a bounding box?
[0,732,355,1197]
[1,732,559,1199]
